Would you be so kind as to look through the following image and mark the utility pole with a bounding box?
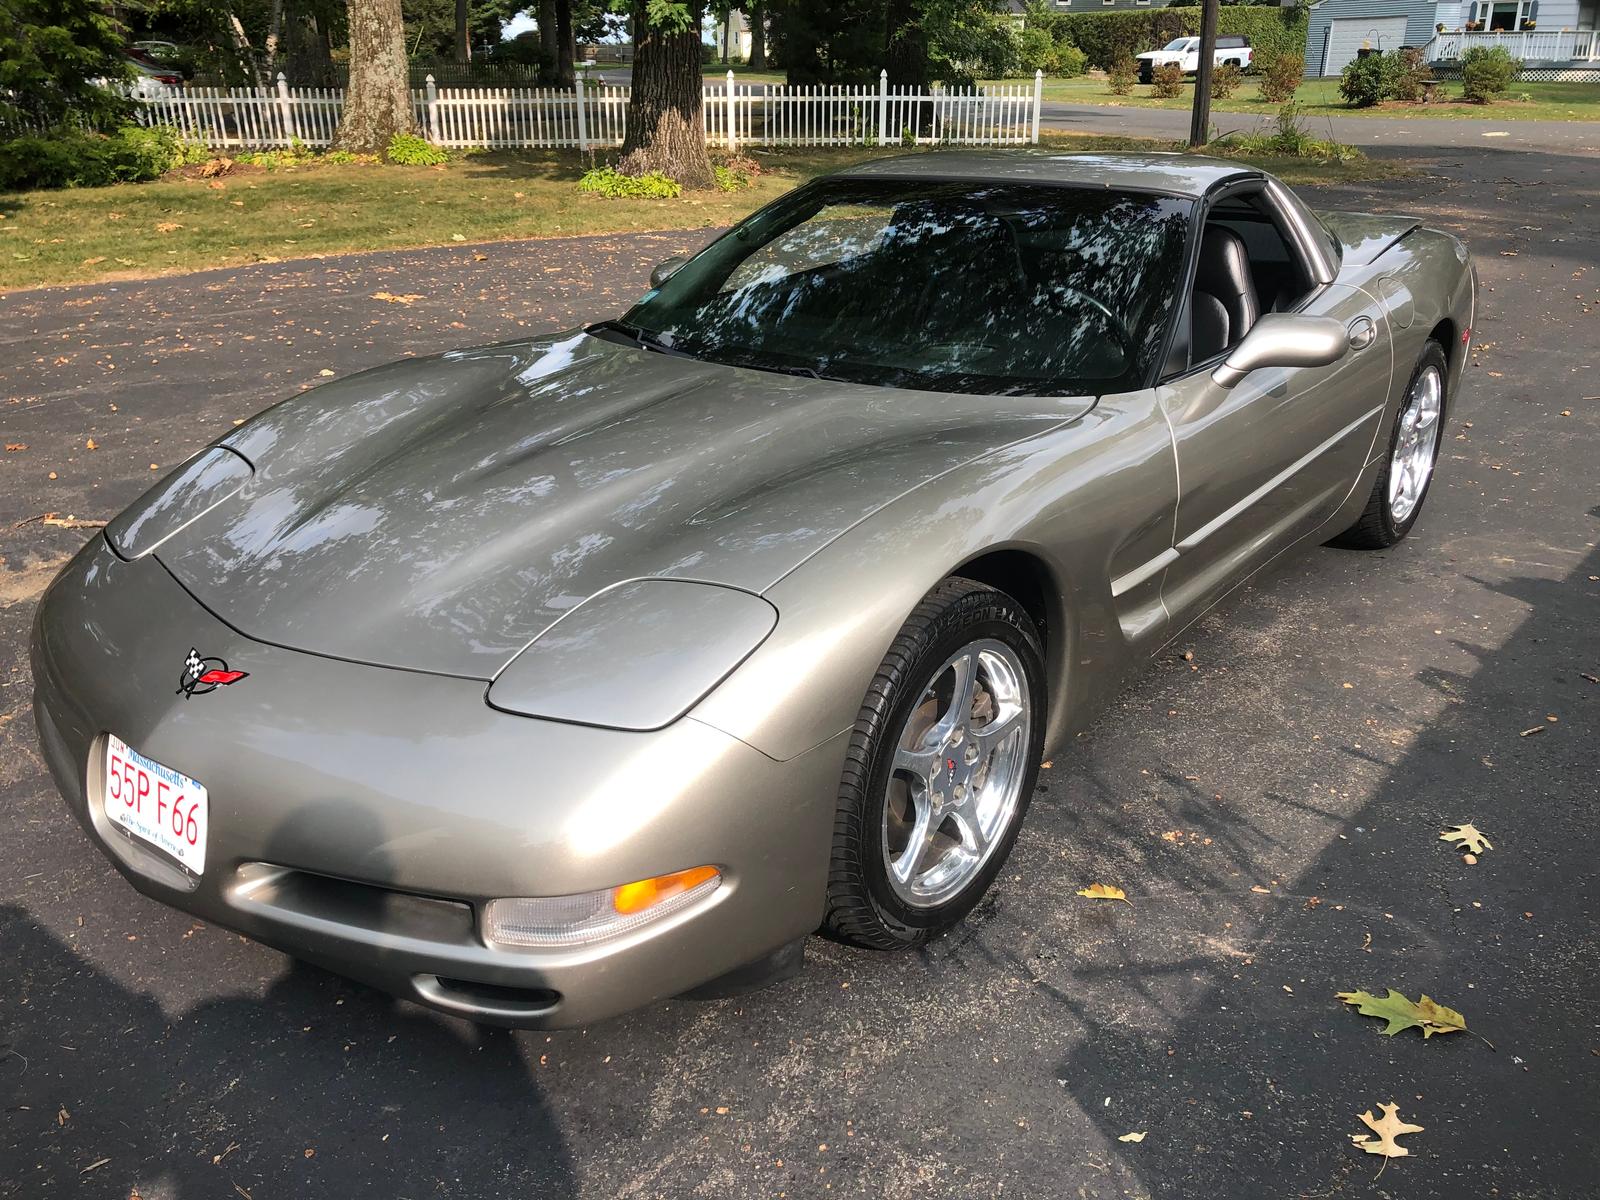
[1189,0,1219,148]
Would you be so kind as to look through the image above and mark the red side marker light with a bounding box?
[1462,328,1471,344]
[197,669,247,685]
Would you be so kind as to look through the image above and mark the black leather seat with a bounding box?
[1190,226,1259,362]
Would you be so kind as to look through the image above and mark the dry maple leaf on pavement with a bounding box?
[1337,988,1468,1038]
[1350,1102,1423,1159]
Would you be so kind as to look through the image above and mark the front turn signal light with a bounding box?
[483,867,722,949]
[612,865,720,915]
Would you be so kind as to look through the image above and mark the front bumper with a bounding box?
[32,538,847,1028]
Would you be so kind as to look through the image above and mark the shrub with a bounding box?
[1152,62,1185,98]
[577,166,682,199]
[1210,62,1242,98]
[1108,54,1138,95]
[1461,45,1517,102]
[1391,46,1433,102]
[1016,25,1056,74]
[0,124,202,191]
[386,132,448,165]
[1339,51,1397,107]
[1052,44,1089,78]
[713,164,752,192]
[1258,52,1303,103]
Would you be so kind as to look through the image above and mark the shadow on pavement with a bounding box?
[1,905,576,1199]
[1041,539,1600,1198]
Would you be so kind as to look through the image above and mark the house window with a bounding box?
[1468,0,1531,28]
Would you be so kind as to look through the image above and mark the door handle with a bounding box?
[1347,316,1376,350]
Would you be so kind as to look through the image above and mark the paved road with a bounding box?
[2,138,1597,1199]
[1039,97,1600,153]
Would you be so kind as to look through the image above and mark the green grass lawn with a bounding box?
[994,75,1600,121]
[0,131,1404,292]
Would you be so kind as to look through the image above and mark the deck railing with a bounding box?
[1424,28,1600,62]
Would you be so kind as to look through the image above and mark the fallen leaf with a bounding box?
[1350,1102,1423,1159]
[4,443,25,452]
[371,291,423,305]
[1337,988,1468,1038]
[85,438,97,450]
[318,368,336,377]
[1076,883,1130,905]
[1440,823,1492,854]
[155,222,183,233]
[1117,1131,1147,1143]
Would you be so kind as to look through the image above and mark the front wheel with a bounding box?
[823,579,1046,951]
[1329,341,1448,549]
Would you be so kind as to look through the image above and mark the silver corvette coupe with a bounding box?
[33,153,1474,1028]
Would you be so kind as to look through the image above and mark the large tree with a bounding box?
[334,0,418,151]
[618,0,713,188]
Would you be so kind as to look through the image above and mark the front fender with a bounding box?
[691,392,1179,761]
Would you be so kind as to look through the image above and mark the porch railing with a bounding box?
[1424,28,1600,62]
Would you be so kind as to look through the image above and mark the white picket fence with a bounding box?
[124,70,1043,152]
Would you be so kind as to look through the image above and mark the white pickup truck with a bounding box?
[1136,35,1253,83]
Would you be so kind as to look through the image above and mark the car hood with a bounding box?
[155,331,1084,680]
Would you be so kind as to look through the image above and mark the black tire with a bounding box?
[822,578,1047,951]
[1329,340,1449,550]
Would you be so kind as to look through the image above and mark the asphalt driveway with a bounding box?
[1,138,1596,1200]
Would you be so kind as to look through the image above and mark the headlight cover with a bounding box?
[105,446,253,560]
[486,579,777,730]
[483,867,721,949]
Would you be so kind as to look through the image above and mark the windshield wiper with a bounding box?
[588,320,701,361]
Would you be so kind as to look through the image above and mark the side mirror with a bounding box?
[1211,313,1348,389]
[649,256,686,289]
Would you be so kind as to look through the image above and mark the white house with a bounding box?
[1305,0,1600,75]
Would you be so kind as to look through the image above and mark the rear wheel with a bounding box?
[823,579,1046,950]
[1330,341,1448,549]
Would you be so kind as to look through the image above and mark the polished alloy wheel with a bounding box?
[882,639,1031,908]
[1387,364,1443,524]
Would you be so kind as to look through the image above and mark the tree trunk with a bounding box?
[1189,0,1219,148]
[884,0,929,89]
[556,0,577,86]
[538,0,560,84]
[747,2,765,71]
[455,0,471,63]
[226,11,262,84]
[619,0,714,189]
[265,0,285,75]
[335,0,418,152]
[884,0,930,139]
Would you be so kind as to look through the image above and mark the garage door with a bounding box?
[1321,16,1409,76]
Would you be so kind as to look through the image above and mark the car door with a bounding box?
[1157,190,1394,626]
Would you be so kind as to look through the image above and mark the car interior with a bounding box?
[1166,189,1317,376]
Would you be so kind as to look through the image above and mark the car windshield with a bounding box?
[1163,38,1193,50]
[616,178,1193,396]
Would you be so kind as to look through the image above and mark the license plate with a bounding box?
[102,734,208,874]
